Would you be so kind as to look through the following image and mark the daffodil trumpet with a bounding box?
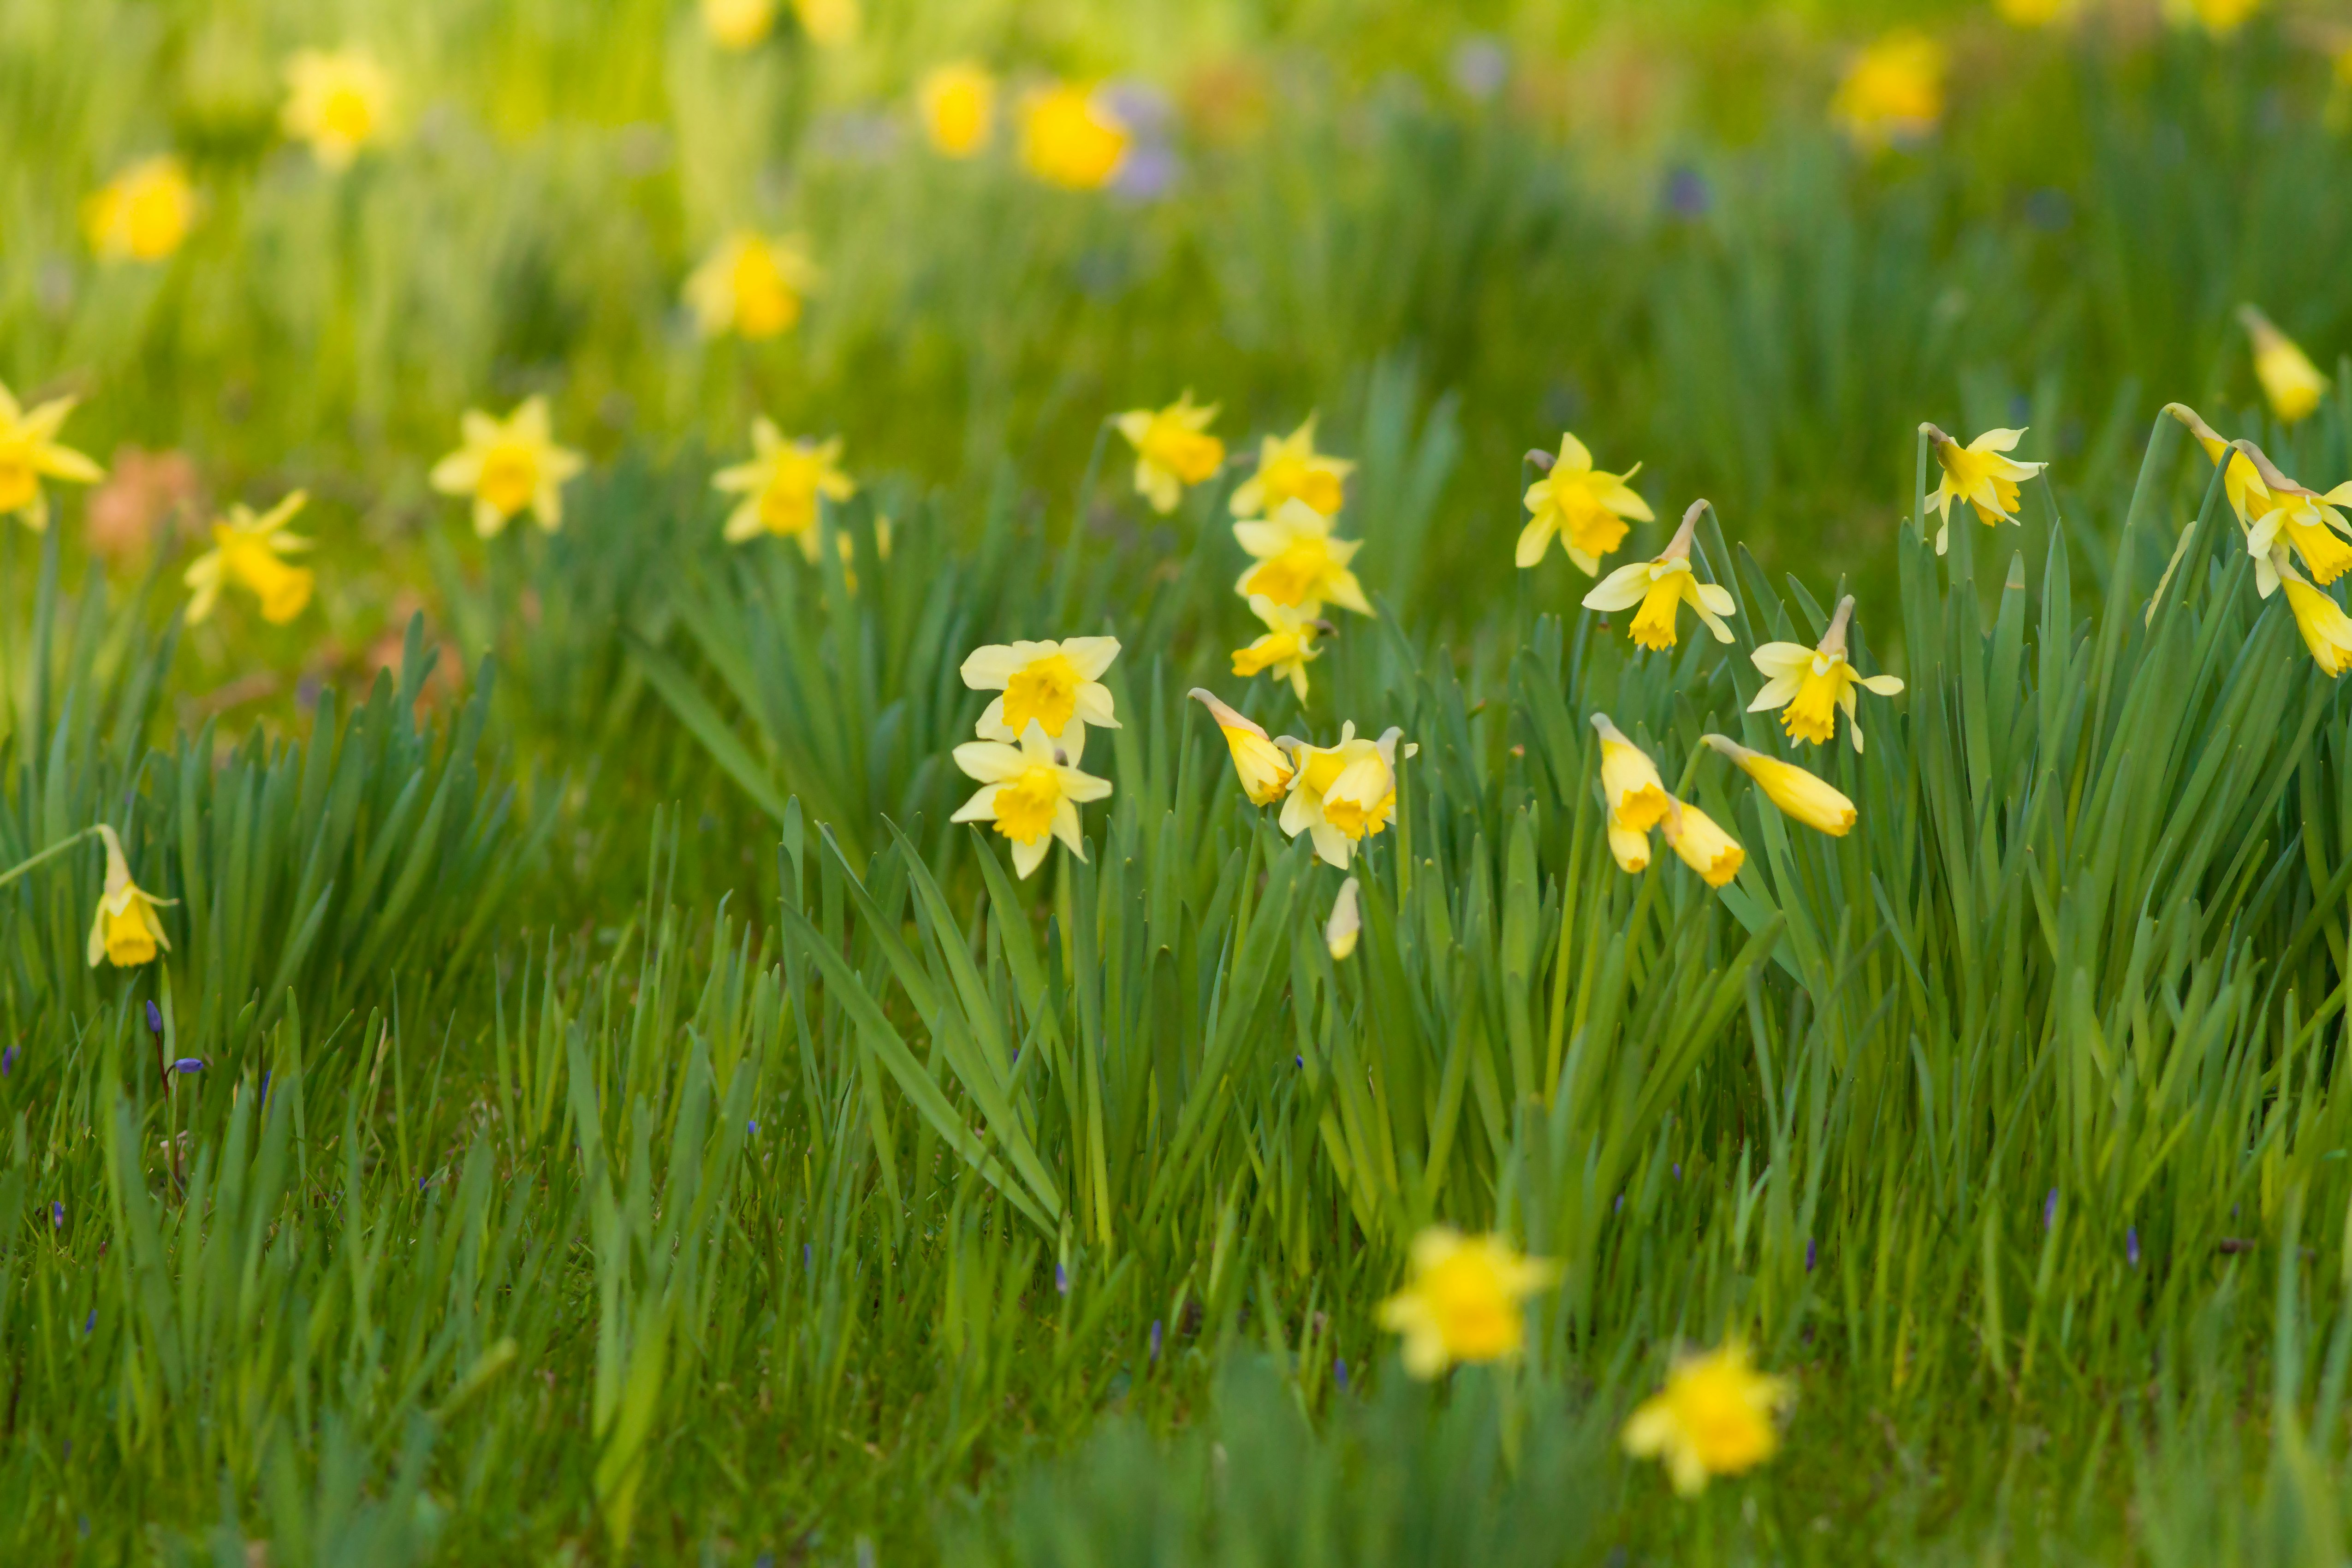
[1702,733,1858,837]
[1746,595,1905,752]
[1582,499,1736,651]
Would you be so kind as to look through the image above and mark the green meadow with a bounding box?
[7,0,2352,1562]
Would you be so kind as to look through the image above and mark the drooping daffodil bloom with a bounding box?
[1924,423,2046,555]
[950,719,1112,879]
[918,63,996,157]
[1829,31,1947,148]
[1747,596,1905,752]
[2275,554,2352,677]
[962,637,1121,744]
[1704,734,1858,836]
[1622,1339,1794,1496]
[2166,404,2274,528]
[1325,876,1362,961]
[282,48,395,170]
[1229,416,1353,520]
[0,380,104,532]
[1591,713,1668,873]
[1230,594,1323,702]
[2238,305,2329,425]
[85,156,197,263]
[1017,83,1129,190]
[1236,498,1374,617]
[713,421,855,553]
[1518,432,1653,574]
[428,396,584,537]
[1188,689,1294,805]
[1582,501,1736,651]
[1276,722,1415,869]
[1114,392,1224,515]
[1375,1227,1559,1379]
[686,232,817,341]
[88,824,174,968]
[184,492,315,624]
[2237,455,2352,595]
[1662,798,1744,887]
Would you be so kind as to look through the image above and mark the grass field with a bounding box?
[9,0,2352,1562]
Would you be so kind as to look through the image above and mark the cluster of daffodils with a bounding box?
[950,639,1120,878]
[1592,715,1859,888]
[1189,691,1415,872]
[2165,402,2352,674]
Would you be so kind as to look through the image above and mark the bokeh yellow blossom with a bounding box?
[791,0,858,46]
[1830,32,1947,147]
[702,0,777,50]
[1518,432,1652,574]
[919,63,997,157]
[1996,0,2076,24]
[950,719,1112,879]
[1018,83,1129,190]
[1747,597,1904,752]
[282,48,394,169]
[1189,689,1294,805]
[1622,1340,1794,1496]
[1230,416,1353,519]
[1235,498,1373,617]
[2165,0,2263,36]
[88,824,173,968]
[2238,305,2329,425]
[713,421,854,554]
[686,232,816,341]
[1376,1227,1558,1379]
[185,492,315,624]
[0,380,104,532]
[428,397,584,537]
[1115,393,1224,514]
[85,156,196,262]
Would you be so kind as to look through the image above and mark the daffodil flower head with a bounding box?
[2167,0,2264,38]
[85,156,197,263]
[1017,82,1129,190]
[1607,818,1653,873]
[686,232,816,341]
[1747,597,1905,752]
[2165,404,2272,526]
[1189,689,1295,805]
[1374,1226,1559,1379]
[1235,497,1373,618]
[1622,1338,1794,1496]
[2275,554,2352,677]
[1276,723,1417,868]
[1582,501,1736,651]
[2238,305,2329,426]
[1830,30,1947,148]
[950,719,1113,879]
[1925,424,2046,553]
[1114,392,1224,514]
[1325,876,1362,961]
[428,396,584,537]
[2248,492,2352,597]
[1518,432,1654,574]
[1231,594,1324,702]
[1704,734,1858,836]
[87,824,175,968]
[1230,415,1354,520]
[0,381,105,532]
[185,491,315,625]
[713,420,855,552]
[919,63,997,157]
[1661,798,1744,886]
[963,637,1122,742]
[791,0,859,46]
[1589,713,1669,835]
[283,48,395,170]
[702,0,778,49]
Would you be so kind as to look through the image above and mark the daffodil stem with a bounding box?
[1912,425,1931,548]
[0,824,101,891]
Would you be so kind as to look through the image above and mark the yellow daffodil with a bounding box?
[2276,554,2352,676]
[1996,0,2076,24]
[1325,876,1362,961]
[184,492,315,624]
[1277,723,1414,869]
[702,0,777,49]
[1518,432,1653,574]
[685,232,816,341]
[1704,734,1858,836]
[1592,713,1664,872]
[428,396,584,537]
[791,0,858,46]
[1114,392,1224,514]
[1235,498,1374,617]
[1622,1340,1794,1496]
[0,380,104,532]
[1018,83,1129,190]
[1608,819,1653,873]
[1661,798,1744,887]
[950,719,1112,879]
[1375,1227,1559,1379]
[2166,404,2274,527]
[85,156,196,263]
[962,637,1122,743]
[1746,596,1905,752]
[2238,305,2329,425]
[1924,424,2046,554]
[713,420,855,553]
[2165,0,2263,36]
[1229,416,1353,520]
[282,48,394,170]
[1582,503,1736,650]
[1231,594,1323,701]
[1830,31,1947,148]
[2249,486,2352,594]
[87,825,174,968]
[1189,689,1295,805]
[919,63,997,157]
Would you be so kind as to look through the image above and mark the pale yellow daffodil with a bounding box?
[1622,1340,1794,1496]
[950,719,1112,879]
[429,397,584,537]
[0,380,105,532]
[1925,424,2046,554]
[2238,305,2329,425]
[1518,433,1652,574]
[1591,713,1669,836]
[85,156,196,263]
[1231,594,1323,702]
[1277,722,1414,869]
[1017,83,1128,190]
[1582,502,1736,650]
[962,637,1121,743]
[1375,1227,1559,1379]
[282,48,395,170]
[686,232,816,341]
[919,63,996,158]
[1189,689,1294,805]
[87,825,174,968]
[1705,734,1858,836]
[1115,393,1224,514]
[1235,498,1373,617]
[713,421,855,553]
[1229,416,1353,520]
[185,492,315,624]
[1747,597,1905,752]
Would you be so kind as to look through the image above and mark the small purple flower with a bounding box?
[1295,1055,1304,1069]
[747,1119,759,1135]
[803,1243,813,1269]
[1663,165,1712,220]
[1111,145,1181,203]
[2126,1228,2140,1268]
[1334,1356,1349,1390]
[1150,1319,1162,1361]
[1,1044,15,1075]
[1614,1193,1624,1215]
[146,1000,164,1035]
[84,1309,95,1335]
[172,1058,203,1075]
[1672,1163,1682,1181]
[52,1201,64,1228]
[1056,1264,1070,1295]
[2043,1188,2059,1231]
[257,1071,270,1106]
[1805,1238,1817,1272]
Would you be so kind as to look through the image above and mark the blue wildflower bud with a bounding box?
[146,1000,164,1035]
[1334,1355,1349,1390]
[1055,1263,1069,1295]
[1149,1319,1162,1361]
[1,1044,15,1075]
[2043,1188,2058,1231]
[2126,1227,2140,1268]
[1805,1238,1816,1272]
[172,1057,204,1074]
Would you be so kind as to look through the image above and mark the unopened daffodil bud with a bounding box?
[1703,734,1858,837]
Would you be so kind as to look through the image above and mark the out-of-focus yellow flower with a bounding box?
[1661,798,1744,886]
[1705,735,1858,836]
[1325,876,1362,961]
[686,232,816,342]
[1830,32,1947,147]
[2337,42,2352,87]
[1582,504,1735,651]
[1230,416,1353,519]
[950,719,1112,879]
[919,63,997,157]
[185,492,314,624]
[1018,83,1129,190]
[1231,594,1323,701]
[702,0,777,50]
[713,420,854,554]
[791,0,858,46]
[2238,305,2329,425]
[1235,498,1374,617]
[1376,1227,1559,1379]
[1591,713,1668,833]
[1189,688,1294,805]
[1925,424,2046,554]
[1622,1340,1794,1496]
[0,381,104,532]
[282,48,394,170]
[87,824,173,968]
[1115,392,1224,514]
[962,637,1122,743]
[84,156,196,262]
[428,397,584,537]
[1518,433,1653,575]
[1996,0,2076,25]
[1277,722,1414,869]
[2165,0,2263,36]
[1747,597,1905,752]
[2278,557,2352,676]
